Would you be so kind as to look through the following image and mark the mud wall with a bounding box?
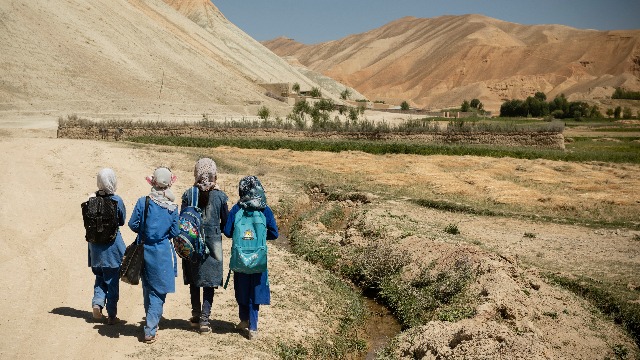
[57,126,565,149]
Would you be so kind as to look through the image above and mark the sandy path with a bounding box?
[0,129,285,359]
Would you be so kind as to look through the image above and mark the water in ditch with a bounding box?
[273,234,402,359]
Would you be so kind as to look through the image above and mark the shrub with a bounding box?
[257,106,270,120]
[309,87,322,98]
[348,242,409,291]
[444,223,460,235]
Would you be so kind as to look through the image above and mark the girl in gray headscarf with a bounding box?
[86,168,127,325]
[181,158,229,333]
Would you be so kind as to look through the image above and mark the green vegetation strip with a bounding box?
[127,136,640,164]
[411,198,639,230]
[545,274,640,348]
[276,273,367,359]
[286,199,477,331]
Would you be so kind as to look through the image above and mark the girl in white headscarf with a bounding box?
[86,168,127,325]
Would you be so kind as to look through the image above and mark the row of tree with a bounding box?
[612,87,640,100]
[499,92,603,119]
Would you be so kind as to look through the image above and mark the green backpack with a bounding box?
[224,208,268,288]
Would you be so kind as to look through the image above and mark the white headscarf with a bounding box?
[97,168,117,195]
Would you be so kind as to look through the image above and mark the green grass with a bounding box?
[591,127,640,133]
[411,197,639,230]
[127,135,640,164]
[275,269,367,359]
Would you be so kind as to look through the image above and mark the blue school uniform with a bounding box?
[87,194,126,318]
[223,204,278,331]
[128,196,180,337]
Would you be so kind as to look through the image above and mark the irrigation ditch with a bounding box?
[270,185,403,359]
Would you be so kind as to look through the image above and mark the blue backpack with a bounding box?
[172,187,209,262]
[229,208,268,274]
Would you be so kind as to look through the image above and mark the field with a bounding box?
[129,117,640,358]
[2,117,639,359]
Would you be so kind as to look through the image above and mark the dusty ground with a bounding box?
[1,119,639,359]
[0,126,349,360]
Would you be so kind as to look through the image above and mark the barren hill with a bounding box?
[263,15,640,112]
[0,0,329,120]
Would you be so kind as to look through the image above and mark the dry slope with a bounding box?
[264,14,640,112]
[0,0,320,120]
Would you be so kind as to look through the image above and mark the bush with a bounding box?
[257,106,270,120]
[444,223,460,235]
[309,87,322,98]
[348,242,409,291]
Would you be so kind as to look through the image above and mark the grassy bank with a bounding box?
[127,135,640,164]
[280,187,478,331]
[545,274,640,349]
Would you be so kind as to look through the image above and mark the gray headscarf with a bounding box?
[97,168,117,195]
[238,175,267,210]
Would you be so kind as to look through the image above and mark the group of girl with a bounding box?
[86,158,278,344]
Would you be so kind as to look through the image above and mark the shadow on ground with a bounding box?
[50,307,241,340]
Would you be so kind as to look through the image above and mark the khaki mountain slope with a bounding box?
[0,0,322,119]
[263,14,640,112]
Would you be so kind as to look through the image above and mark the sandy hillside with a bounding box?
[0,0,329,121]
[263,15,640,112]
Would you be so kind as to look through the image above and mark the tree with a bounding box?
[340,88,351,100]
[623,107,633,119]
[400,101,410,111]
[461,100,470,112]
[534,92,547,101]
[589,105,602,118]
[257,106,270,120]
[470,98,481,109]
[550,94,569,116]
[309,87,322,98]
[293,99,310,115]
[606,108,614,118]
[348,107,359,121]
[292,83,300,94]
[314,98,335,113]
[614,106,622,119]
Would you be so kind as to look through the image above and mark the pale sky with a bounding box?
[214,0,640,44]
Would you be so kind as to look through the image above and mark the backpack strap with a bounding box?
[223,269,231,290]
[190,186,199,208]
[137,196,150,244]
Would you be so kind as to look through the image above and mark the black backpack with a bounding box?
[81,193,119,244]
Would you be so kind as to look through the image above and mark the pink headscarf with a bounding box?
[194,158,219,191]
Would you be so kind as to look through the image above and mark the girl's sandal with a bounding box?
[144,334,157,344]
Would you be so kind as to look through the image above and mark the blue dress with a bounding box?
[128,197,181,294]
[223,204,279,305]
[87,194,126,268]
